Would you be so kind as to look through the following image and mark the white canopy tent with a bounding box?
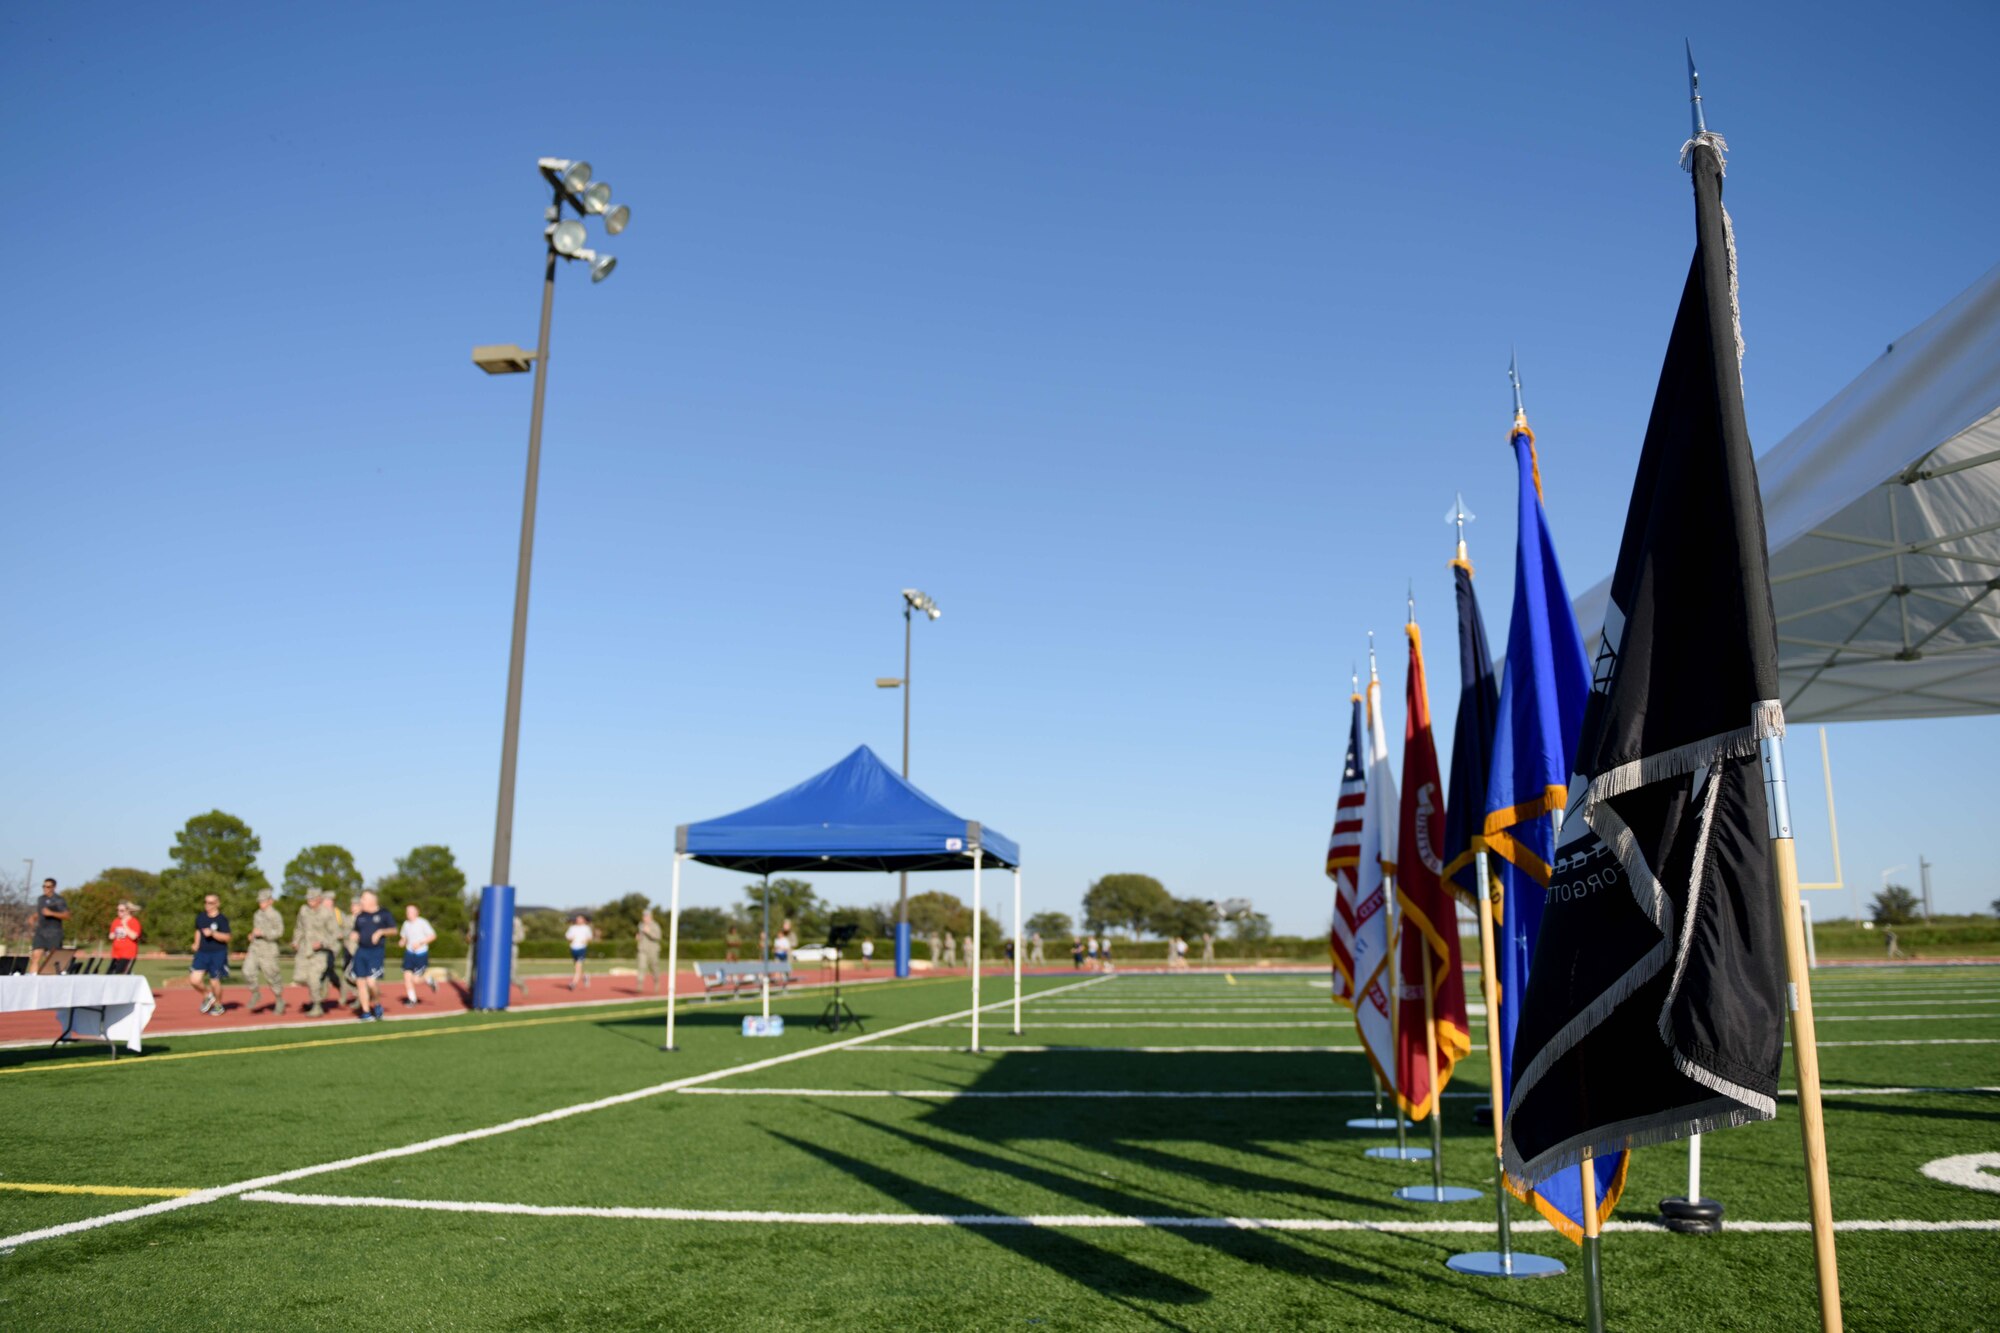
[1576,263,2000,722]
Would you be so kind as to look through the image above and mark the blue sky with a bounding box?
[4,2,1995,931]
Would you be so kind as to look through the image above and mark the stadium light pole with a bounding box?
[877,589,940,978]
[469,156,631,1010]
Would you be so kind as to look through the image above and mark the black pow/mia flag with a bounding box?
[1502,134,1789,1188]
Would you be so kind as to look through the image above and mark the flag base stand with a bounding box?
[1472,1105,1494,1128]
[1658,1196,1725,1234]
[1446,1250,1567,1278]
[1365,1146,1433,1161]
[1346,1116,1400,1130]
[1395,1184,1482,1203]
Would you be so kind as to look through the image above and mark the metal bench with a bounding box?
[692,959,793,1001]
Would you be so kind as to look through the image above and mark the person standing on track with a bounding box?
[329,896,358,1008]
[1200,931,1215,965]
[635,906,663,994]
[348,890,396,1021]
[399,903,437,1006]
[243,889,286,1015]
[1084,934,1098,971]
[565,913,594,991]
[107,900,142,974]
[29,878,69,976]
[1029,931,1044,965]
[189,893,231,1014]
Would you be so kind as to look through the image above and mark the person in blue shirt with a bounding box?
[347,889,397,1022]
[188,894,232,1015]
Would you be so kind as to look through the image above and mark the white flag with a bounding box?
[1350,665,1399,1091]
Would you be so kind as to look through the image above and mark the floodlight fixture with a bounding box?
[472,344,538,375]
[604,203,630,235]
[582,181,612,214]
[876,677,904,688]
[536,157,594,196]
[902,589,940,619]
[589,252,617,283]
[551,219,587,255]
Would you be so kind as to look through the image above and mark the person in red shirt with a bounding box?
[108,902,143,973]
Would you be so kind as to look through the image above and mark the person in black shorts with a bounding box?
[348,890,397,1022]
[30,878,69,975]
[189,894,232,1014]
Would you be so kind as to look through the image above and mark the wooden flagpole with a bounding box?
[1580,1150,1606,1333]
[1476,851,1512,1242]
[1766,736,1844,1331]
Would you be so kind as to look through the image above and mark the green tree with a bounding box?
[592,893,652,944]
[520,908,568,942]
[1149,896,1216,942]
[1026,910,1073,939]
[1871,884,1921,925]
[1228,910,1274,945]
[828,902,894,939]
[95,867,162,908]
[674,906,733,940]
[1082,874,1171,937]
[375,845,470,940]
[743,878,824,935]
[284,844,362,903]
[69,879,126,947]
[904,890,965,935]
[163,810,271,899]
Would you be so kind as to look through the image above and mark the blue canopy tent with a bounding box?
[661,745,1024,1050]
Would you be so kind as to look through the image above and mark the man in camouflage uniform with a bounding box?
[291,888,334,1016]
[331,896,358,1006]
[635,905,663,994]
[243,888,287,1015]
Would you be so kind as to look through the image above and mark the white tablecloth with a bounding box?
[0,974,158,1052]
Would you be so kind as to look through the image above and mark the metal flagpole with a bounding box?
[1396,940,1481,1202]
[1767,733,1845,1330]
[970,846,985,1053]
[760,873,772,1025]
[1447,845,1563,1275]
[1012,867,1023,1036]
[661,853,683,1050]
[1365,872,1430,1162]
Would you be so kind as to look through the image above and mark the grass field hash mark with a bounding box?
[0,974,1115,1252]
[235,1191,2000,1234]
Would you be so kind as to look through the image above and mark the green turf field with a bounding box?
[3,965,1996,1331]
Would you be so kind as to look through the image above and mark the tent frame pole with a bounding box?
[661,853,683,1050]
[1766,734,1844,1331]
[970,848,985,1052]
[1012,867,1023,1036]
[761,873,771,1024]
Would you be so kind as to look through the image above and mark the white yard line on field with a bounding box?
[0,975,1115,1252]
[843,1044,1413,1054]
[675,1087,1490,1100]
[235,1191,2000,1235]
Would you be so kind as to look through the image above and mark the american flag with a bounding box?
[1325,693,1367,1006]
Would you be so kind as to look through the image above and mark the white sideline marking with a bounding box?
[676,1087,1488,1100]
[951,1021,1348,1030]
[1921,1153,2000,1195]
[1802,1086,2000,1098]
[0,975,1114,1252]
[1816,1038,2000,1048]
[846,1045,1409,1054]
[1020,1007,1342,1015]
[236,1191,2000,1235]
[1808,998,2000,1008]
[1810,1013,2000,1022]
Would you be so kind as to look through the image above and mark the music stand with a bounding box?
[816,924,864,1033]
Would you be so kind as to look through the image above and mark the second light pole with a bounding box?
[876,588,940,978]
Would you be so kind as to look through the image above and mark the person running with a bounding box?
[774,918,795,965]
[107,900,142,974]
[1174,935,1190,970]
[942,929,958,967]
[635,906,663,994]
[189,893,232,1014]
[399,903,437,1006]
[1029,931,1045,965]
[243,889,286,1014]
[511,912,529,994]
[348,890,396,1021]
[331,896,358,1008]
[292,889,336,1016]
[1071,936,1085,969]
[858,936,874,970]
[1885,927,1904,960]
[565,914,594,990]
[1084,935,1098,971]
[1200,931,1216,965]
[1101,934,1115,973]
[29,878,69,975]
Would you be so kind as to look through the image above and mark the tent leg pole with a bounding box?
[662,853,683,1051]
[761,874,771,1025]
[1767,735,1843,1331]
[971,849,984,1053]
[1012,867,1023,1037]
